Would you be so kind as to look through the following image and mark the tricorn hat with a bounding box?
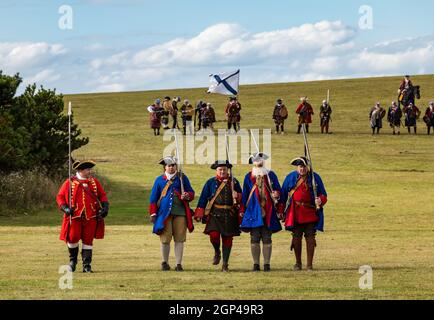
[249,152,269,164]
[290,156,309,167]
[158,156,177,166]
[211,160,233,170]
[73,160,96,171]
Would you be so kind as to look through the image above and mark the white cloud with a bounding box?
[26,69,60,84]
[0,42,66,72]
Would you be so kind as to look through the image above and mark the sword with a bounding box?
[67,102,72,241]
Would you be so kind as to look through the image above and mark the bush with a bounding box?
[0,171,61,216]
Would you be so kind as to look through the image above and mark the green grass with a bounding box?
[1,74,434,299]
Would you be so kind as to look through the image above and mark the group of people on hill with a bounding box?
[147,96,217,136]
[272,97,332,135]
[370,75,434,135]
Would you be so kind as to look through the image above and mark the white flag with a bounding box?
[207,69,240,95]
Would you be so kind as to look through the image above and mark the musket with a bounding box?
[301,123,320,210]
[250,130,278,206]
[224,134,237,206]
[174,130,185,194]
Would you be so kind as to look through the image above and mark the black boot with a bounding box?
[68,247,78,272]
[212,243,221,265]
[297,125,301,134]
[82,249,93,273]
[253,264,260,272]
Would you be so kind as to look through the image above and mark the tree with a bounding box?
[0,71,89,173]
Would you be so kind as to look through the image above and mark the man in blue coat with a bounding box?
[194,160,242,272]
[239,152,283,272]
[149,156,195,271]
[280,157,327,271]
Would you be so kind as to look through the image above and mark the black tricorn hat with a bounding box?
[211,160,233,170]
[290,157,309,167]
[73,160,96,171]
[164,96,171,100]
[229,96,237,101]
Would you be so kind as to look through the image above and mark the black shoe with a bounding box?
[213,251,221,265]
[83,264,92,273]
[253,264,260,271]
[175,264,184,272]
[222,263,229,272]
[264,264,271,272]
[81,249,92,273]
[161,262,171,271]
[68,247,78,272]
[69,260,77,272]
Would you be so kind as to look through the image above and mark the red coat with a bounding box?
[399,79,413,91]
[296,102,314,124]
[287,178,327,225]
[56,176,108,241]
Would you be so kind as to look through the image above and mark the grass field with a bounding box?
[1,75,434,299]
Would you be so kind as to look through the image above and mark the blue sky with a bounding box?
[1,0,434,93]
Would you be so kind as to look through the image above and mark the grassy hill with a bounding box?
[1,75,433,299]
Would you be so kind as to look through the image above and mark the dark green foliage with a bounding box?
[0,71,89,173]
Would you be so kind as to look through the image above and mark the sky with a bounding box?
[1,0,434,94]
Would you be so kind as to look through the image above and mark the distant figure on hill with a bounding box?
[202,103,216,130]
[148,98,165,136]
[195,101,206,131]
[225,97,241,132]
[272,98,288,134]
[403,102,420,134]
[171,96,181,130]
[295,97,314,134]
[369,102,386,135]
[319,100,332,134]
[161,96,172,130]
[387,101,402,135]
[180,99,194,135]
[423,102,434,135]
[398,75,413,107]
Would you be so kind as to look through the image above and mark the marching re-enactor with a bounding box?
[280,157,327,271]
[239,152,283,272]
[194,160,242,272]
[149,156,195,271]
[56,160,109,273]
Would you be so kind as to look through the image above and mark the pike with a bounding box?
[67,102,72,241]
[173,130,184,193]
[224,133,237,206]
[301,123,320,210]
[250,130,278,206]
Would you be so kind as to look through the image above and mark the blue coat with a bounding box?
[240,171,282,232]
[196,176,242,210]
[280,171,327,232]
[149,174,195,235]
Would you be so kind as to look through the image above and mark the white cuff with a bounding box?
[82,244,93,250]
[67,242,79,248]
[151,213,157,217]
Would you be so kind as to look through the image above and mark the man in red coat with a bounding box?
[56,160,109,273]
[296,97,314,134]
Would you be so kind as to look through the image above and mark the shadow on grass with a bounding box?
[0,180,152,227]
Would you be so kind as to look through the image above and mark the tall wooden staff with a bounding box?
[67,102,72,239]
